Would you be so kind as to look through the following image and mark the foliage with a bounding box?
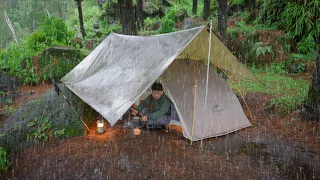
[252,42,273,57]
[27,116,65,143]
[267,62,288,75]
[0,97,17,117]
[0,147,9,174]
[251,62,288,75]
[158,18,175,34]
[64,127,83,137]
[143,17,160,31]
[0,105,17,117]
[259,0,319,40]
[280,1,319,39]
[21,59,38,85]
[229,0,244,5]
[297,36,317,55]
[252,21,279,31]
[236,21,255,33]
[99,24,121,36]
[291,52,317,62]
[231,68,309,115]
[0,0,75,49]
[227,28,240,40]
[83,6,101,38]
[6,98,12,106]
[241,12,250,22]
[67,1,120,39]
[0,16,74,85]
[26,16,74,50]
[158,8,177,34]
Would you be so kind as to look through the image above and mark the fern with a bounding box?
[252,42,273,57]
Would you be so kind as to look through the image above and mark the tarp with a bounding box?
[62,26,204,126]
[62,25,254,140]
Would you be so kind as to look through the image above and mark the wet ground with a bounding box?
[1,86,320,179]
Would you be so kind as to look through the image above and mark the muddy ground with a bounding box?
[1,84,319,180]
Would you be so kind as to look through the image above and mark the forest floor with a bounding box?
[1,81,319,180]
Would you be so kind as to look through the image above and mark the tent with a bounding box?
[61,25,257,141]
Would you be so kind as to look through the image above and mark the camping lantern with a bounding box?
[97,119,104,133]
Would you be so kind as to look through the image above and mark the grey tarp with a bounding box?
[160,60,251,141]
[62,25,253,140]
[62,26,204,126]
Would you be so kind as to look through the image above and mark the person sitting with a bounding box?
[132,82,178,129]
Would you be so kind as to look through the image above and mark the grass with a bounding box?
[64,127,83,137]
[230,71,310,115]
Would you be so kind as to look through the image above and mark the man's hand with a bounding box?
[141,115,148,122]
[132,109,138,116]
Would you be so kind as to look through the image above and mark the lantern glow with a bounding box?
[97,119,104,133]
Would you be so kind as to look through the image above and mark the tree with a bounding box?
[118,0,137,35]
[136,0,143,30]
[75,0,86,38]
[203,0,210,20]
[192,0,198,15]
[217,0,228,46]
[306,38,320,121]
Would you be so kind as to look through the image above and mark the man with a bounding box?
[132,82,177,129]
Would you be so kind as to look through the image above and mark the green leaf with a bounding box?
[27,121,36,127]
[54,129,65,138]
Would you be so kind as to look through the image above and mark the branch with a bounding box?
[4,10,19,45]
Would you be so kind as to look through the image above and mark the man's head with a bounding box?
[151,82,163,100]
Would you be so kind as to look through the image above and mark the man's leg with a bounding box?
[146,115,170,129]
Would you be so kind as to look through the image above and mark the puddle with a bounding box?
[203,133,246,159]
[202,133,320,179]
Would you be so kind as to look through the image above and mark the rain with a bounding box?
[0,0,319,179]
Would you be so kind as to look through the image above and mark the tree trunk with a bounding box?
[305,37,320,122]
[58,5,63,18]
[76,0,86,38]
[203,0,210,20]
[136,0,143,30]
[118,0,137,35]
[217,0,228,46]
[192,0,198,15]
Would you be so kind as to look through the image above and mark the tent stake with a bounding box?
[201,19,213,149]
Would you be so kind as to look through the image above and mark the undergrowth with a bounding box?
[231,65,310,115]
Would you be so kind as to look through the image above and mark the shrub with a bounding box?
[0,16,74,85]
[0,147,9,174]
[297,36,316,55]
[27,116,65,143]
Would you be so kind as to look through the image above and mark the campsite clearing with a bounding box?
[2,85,319,179]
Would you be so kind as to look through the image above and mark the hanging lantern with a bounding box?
[97,119,104,133]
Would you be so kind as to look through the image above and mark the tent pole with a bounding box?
[201,20,213,148]
[190,60,197,145]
